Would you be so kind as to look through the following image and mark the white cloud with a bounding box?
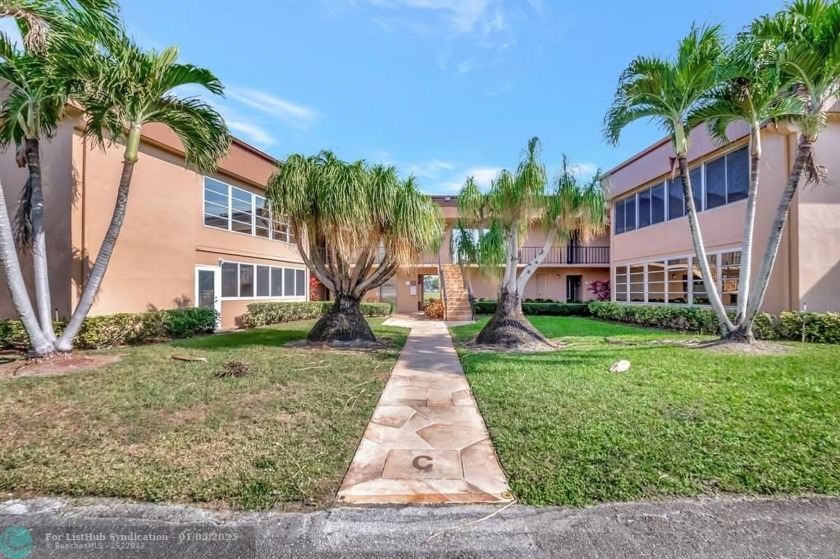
[457,58,480,74]
[526,0,546,17]
[226,120,276,147]
[404,159,457,178]
[570,162,599,177]
[226,87,321,131]
[364,0,513,54]
[437,166,502,194]
[369,149,394,164]
[466,166,502,187]
[370,0,491,34]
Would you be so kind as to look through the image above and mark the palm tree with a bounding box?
[267,152,443,343]
[0,0,117,356]
[741,0,840,331]
[53,31,230,352]
[459,139,607,349]
[0,33,70,343]
[0,178,53,354]
[604,24,735,336]
[688,34,802,342]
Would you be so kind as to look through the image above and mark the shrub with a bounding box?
[423,298,445,319]
[587,302,840,344]
[473,301,591,317]
[776,311,840,344]
[586,279,611,301]
[241,301,392,328]
[0,307,218,350]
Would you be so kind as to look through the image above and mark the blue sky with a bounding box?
[119,0,783,193]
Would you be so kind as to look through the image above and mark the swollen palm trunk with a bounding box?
[475,287,548,348]
[307,294,375,343]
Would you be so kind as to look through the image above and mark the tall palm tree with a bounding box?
[742,0,840,329]
[53,31,230,352]
[267,152,443,343]
[459,139,607,349]
[604,25,734,335]
[0,0,117,356]
[0,34,70,343]
[688,35,802,341]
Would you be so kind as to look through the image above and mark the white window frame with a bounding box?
[202,177,295,244]
[611,248,740,308]
[194,265,222,326]
[615,142,751,235]
[218,260,309,302]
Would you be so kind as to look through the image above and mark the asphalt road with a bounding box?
[1,496,838,558]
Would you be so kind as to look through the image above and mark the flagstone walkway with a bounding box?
[337,317,512,504]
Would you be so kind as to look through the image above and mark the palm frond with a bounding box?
[604,23,726,154]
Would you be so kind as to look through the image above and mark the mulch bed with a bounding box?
[0,354,123,379]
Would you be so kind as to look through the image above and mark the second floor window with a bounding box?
[203,177,294,243]
[614,145,749,235]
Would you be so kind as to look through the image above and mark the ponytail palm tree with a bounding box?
[53,33,230,352]
[688,35,802,341]
[459,139,607,349]
[604,24,736,335]
[267,152,443,343]
[742,0,840,330]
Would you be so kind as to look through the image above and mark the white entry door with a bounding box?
[195,266,222,327]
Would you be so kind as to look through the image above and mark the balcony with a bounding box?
[519,245,610,265]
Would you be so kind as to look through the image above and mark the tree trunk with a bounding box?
[0,178,54,356]
[475,287,550,348]
[735,128,761,329]
[678,155,734,335]
[55,160,135,352]
[742,135,813,333]
[725,323,756,344]
[307,293,375,343]
[25,138,56,341]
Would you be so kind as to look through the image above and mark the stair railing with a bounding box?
[437,252,448,321]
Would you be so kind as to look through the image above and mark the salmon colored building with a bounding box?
[607,115,840,314]
[3,109,838,329]
[385,196,611,320]
[0,113,308,329]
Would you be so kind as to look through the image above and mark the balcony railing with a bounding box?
[519,245,609,265]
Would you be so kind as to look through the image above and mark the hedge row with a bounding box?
[242,301,392,328]
[0,307,218,350]
[474,301,591,317]
[588,301,840,343]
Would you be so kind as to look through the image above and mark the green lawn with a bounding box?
[452,316,840,506]
[0,319,407,510]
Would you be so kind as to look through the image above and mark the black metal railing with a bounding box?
[519,245,610,265]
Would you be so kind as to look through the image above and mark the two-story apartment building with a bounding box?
[0,112,308,329]
[385,196,611,317]
[608,115,840,314]
[4,111,836,329]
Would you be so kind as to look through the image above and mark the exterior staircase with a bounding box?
[439,264,473,321]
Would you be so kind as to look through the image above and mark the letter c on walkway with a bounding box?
[412,455,433,472]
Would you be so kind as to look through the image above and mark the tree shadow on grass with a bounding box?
[461,344,671,369]
[172,328,307,350]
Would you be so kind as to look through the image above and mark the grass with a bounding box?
[0,318,407,510]
[452,316,840,506]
